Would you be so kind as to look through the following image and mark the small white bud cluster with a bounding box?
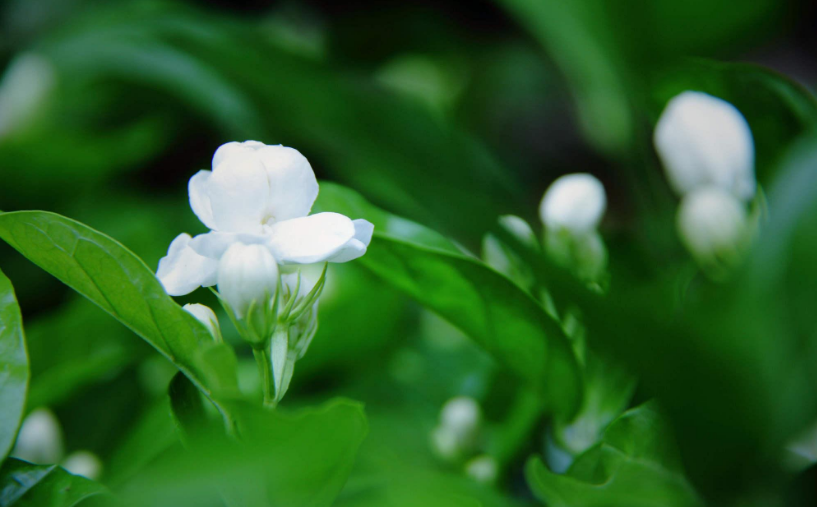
[11,408,103,480]
[431,397,481,462]
[654,91,756,270]
[539,173,608,283]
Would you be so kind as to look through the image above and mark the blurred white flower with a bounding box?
[654,91,755,200]
[465,455,498,484]
[12,408,63,465]
[182,303,222,342]
[540,173,606,235]
[62,451,103,480]
[217,243,279,319]
[677,186,748,264]
[431,397,482,462]
[0,53,56,139]
[157,141,373,296]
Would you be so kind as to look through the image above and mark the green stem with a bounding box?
[253,347,275,408]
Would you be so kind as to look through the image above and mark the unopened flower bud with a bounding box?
[465,455,498,484]
[62,451,103,480]
[217,243,279,319]
[654,91,755,200]
[12,408,63,464]
[431,396,482,462]
[183,303,222,342]
[540,173,606,235]
[677,186,748,265]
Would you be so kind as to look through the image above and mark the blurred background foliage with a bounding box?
[2,0,817,505]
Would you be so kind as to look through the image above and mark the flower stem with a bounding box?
[253,347,276,408]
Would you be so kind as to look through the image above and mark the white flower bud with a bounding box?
[677,186,748,264]
[182,303,222,342]
[0,53,56,139]
[12,408,63,464]
[440,396,481,438]
[62,451,103,480]
[654,91,756,200]
[465,455,498,484]
[540,173,606,235]
[217,243,279,318]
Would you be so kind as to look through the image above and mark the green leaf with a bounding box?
[316,183,582,419]
[129,376,368,507]
[0,211,239,420]
[0,458,108,506]
[526,403,702,507]
[0,268,28,461]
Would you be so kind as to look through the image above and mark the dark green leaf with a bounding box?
[0,211,239,420]
[0,458,107,506]
[0,268,28,461]
[527,403,701,507]
[132,378,368,507]
[316,183,582,419]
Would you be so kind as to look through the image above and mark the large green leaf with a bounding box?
[0,458,108,506]
[0,268,28,461]
[126,374,368,507]
[0,211,239,421]
[527,403,702,507]
[315,183,582,419]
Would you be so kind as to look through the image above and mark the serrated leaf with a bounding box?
[0,458,108,506]
[0,211,239,421]
[315,183,582,419]
[0,268,28,461]
[527,403,702,507]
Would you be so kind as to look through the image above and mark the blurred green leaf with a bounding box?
[527,403,701,507]
[0,267,28,461]
[316,183,582,419]
[132,378,368,507]
[0,211,239,423]
[0,458,107,506]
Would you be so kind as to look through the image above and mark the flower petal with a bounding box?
[188,230,267,259]
[188,170,216,230]
[156,233,218,296]
[256,145,319,221]
[212,140,265,170]
[326,219,374,262]
[208,152,270,233]
[266,212,355,264]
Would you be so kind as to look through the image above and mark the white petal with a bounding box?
[266,212,355,264]
[156,233,219,296]
[188,170,216,230]
[208,152,270,233]
[256,145,319,221]
[188,231,267,259]
[212,140,265,170]
[217,243,279,318]
[326,219,374,262]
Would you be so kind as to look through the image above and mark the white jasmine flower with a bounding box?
[157,141,373,296]
[677,186,748,264]
[217,243,279,319]
[182,303,222,342]
[465,455,498,484]
[12,408,63,464]
[62,451,103,480]
[654,91,755,200]
[540,173,606,235]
